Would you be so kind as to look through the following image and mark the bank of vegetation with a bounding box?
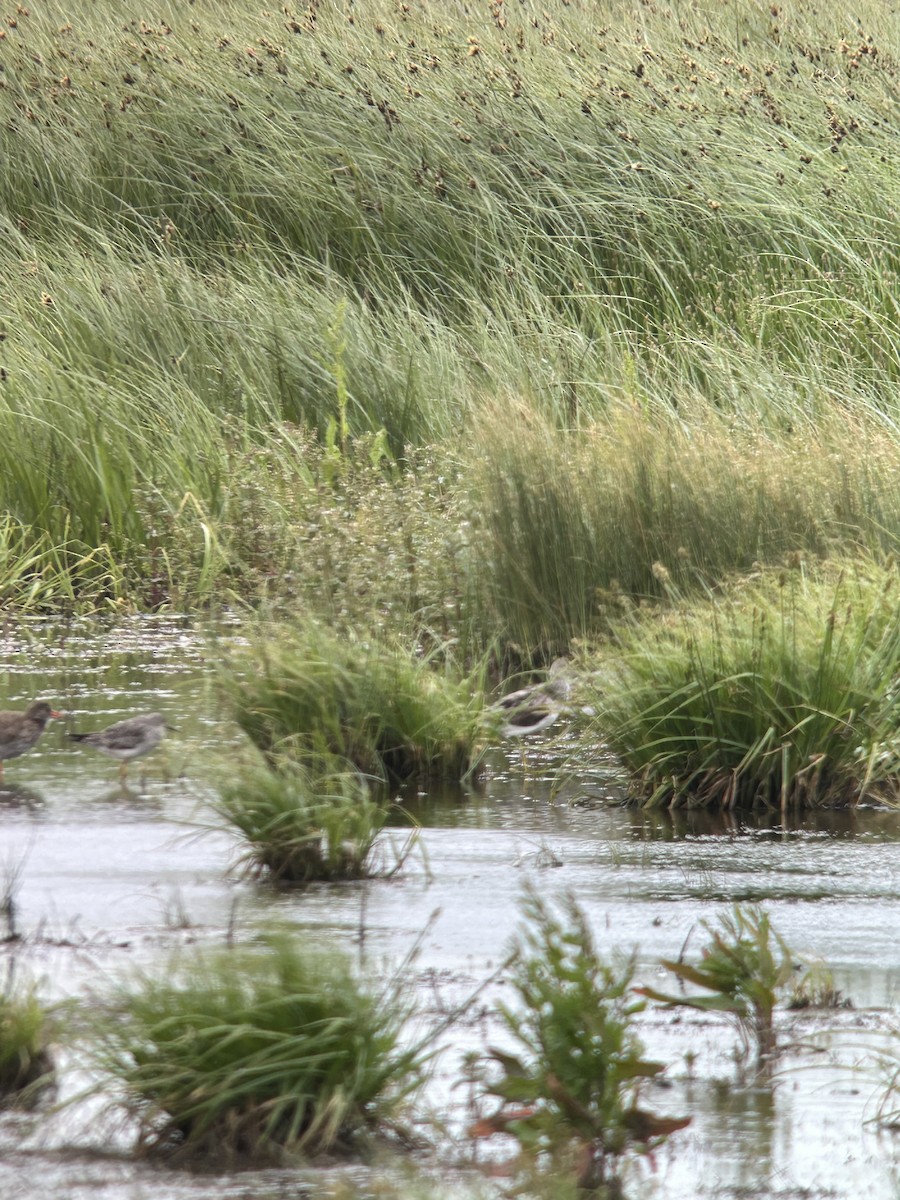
[4,0,900,807]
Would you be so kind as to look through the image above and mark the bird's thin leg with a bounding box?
[119,761,128,784]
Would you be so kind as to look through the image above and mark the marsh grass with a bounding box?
[786,960,847,1012]
[88,936,427,1163]
[468,402,900,655]
[589,562,900,810]
[0,516,128,611]
[254,441,484,654]
[4,0,900,620]
[223,626,487,783]
[472,888,688,1193]
[214,761,413,885]
[868,1025,900,1132]
[0,980,54,1105]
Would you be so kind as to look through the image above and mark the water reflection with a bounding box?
[627,804,900,843]
[680,1080,779,1195]
[82,782,164,811]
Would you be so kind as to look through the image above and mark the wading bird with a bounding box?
[490,658,572,738]
[0,701,64,780]
[68,712,172,782]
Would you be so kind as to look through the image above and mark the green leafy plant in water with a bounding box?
[635,904,795,1070]
[88,935,428,1163]
[473,888,689,1193]
[214,759,415,884]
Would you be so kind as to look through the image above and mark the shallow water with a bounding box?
[1,617,900,1199]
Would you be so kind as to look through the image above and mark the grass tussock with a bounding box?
[0,983,54,1105]
[89,936,426,1163]
[223,625,487,783]
[587,561,900,810]
[215,762,412,885]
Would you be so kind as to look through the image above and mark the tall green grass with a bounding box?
[6,0,899,350]
[88,936,426,1162]
[0,982,54,1104]
[467,401,900,654]
[3,0,900,625]
[222,624,487,783]
[586,561,900,810]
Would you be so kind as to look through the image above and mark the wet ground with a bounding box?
[1,616,900,1199]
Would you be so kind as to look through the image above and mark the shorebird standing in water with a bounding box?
[490,658,573,738]
[0,701,64,779]
[68,712,172,782]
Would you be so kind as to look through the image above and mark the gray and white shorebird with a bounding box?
[490,658,573,738]
[0,701,64,779]
[68,712,172,781]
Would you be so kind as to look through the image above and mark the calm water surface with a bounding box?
[1,617,899,1200]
